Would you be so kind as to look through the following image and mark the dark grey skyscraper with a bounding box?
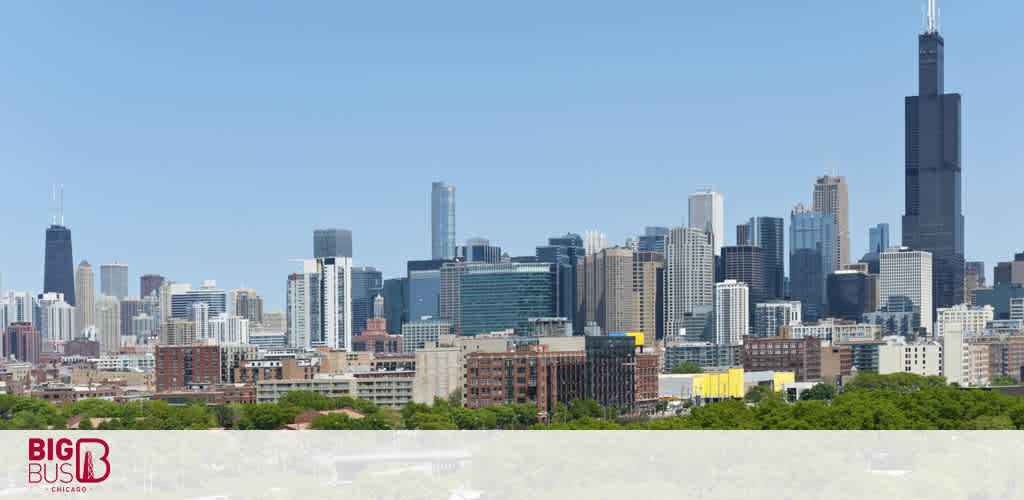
[383,277,407,335]
[743,217,784,300]
[43,224,75,306]
[868,223,890,255]
[458,237,502,263]
[431,181,456,260]
[314,229,353,259]
[536,233,585,326]
[637,226,668,253]
[140,274,164,299]
[902,1,964,309]
[722,245,764,304]
[351,266,383,333]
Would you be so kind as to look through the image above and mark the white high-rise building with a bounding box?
[208,313,250,345]
[100,261,130,299]
[753,301,802,338]
[688,189,724,256]
[880,247,933,334]
[171,280,227,319]
[38,292,75,342]
[287,256,352,351]
[132,313,155,339]
[75,260,95,336]
[1010,298,1024,321]
[878,337,941,376]
[1,291,36,332]
[584,230,607,256]
[941,323,969,386]
[714,280,748,345]
[664,226,714,337]
[95,294,121,353]
[191,302,210,340]
[157,282,191,335]
[935,304,994,339]
[373,295,384,319]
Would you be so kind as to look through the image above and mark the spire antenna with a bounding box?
[926,0,938,34]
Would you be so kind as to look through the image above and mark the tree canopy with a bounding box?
[4,373,1024,430]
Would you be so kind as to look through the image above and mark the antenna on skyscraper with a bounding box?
[926,0,938,34]
[60,185,64,225]
[50,184,56,225]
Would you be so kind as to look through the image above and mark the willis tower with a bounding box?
[43,187,75,306]
[902,0,964,308]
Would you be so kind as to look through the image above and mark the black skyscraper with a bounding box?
[739,217,784,300]
[902,2,964,309]
[536,233,585,329]
[43,224,75,306]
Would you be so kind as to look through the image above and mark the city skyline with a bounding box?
[1,2,1020,309]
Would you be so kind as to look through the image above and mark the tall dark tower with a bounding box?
[902,0,964,309]
[43,187,75,306]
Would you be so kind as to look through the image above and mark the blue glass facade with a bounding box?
[790,208,836,322]
[431,181,456,260]
[535,233,584,326]
[459,262,557,336]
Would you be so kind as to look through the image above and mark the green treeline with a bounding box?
[2,372,1023,430]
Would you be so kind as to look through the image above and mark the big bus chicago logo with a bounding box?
[28,438,110,493]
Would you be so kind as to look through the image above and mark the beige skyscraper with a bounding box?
[160,318,197,346]
[632,251,664,338]
[95,294,121,353]
[230,287,263,324]
[74,260,95,337]
[813,175,850,267]
[576,247,634,333]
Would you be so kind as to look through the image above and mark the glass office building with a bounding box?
[459,262,557,336]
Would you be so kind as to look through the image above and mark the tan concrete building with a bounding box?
[95,295,121,353]
[74,260,95,336]
[780,319,880,344]
[968,344,990,386]
[813,175,850,267]
[576,247,635,334]
[159,318,196,346]
[412,334,509,404]
[413,346,460,403]
[257,372,414,409]
[633,251,664,339]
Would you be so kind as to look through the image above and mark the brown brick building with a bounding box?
[636,353,659,412]
[465,345,585,413]
[970,335,1024,381]
[465,336,646,416]
[64,338,101,358]
[351,318,403,353]
[154,385,256,405]
[739,337,823,382]
[2,323,40,364]
[28,384,122,405]
[155,345,221,391]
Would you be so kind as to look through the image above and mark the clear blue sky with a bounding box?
[1,1,1021,309]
